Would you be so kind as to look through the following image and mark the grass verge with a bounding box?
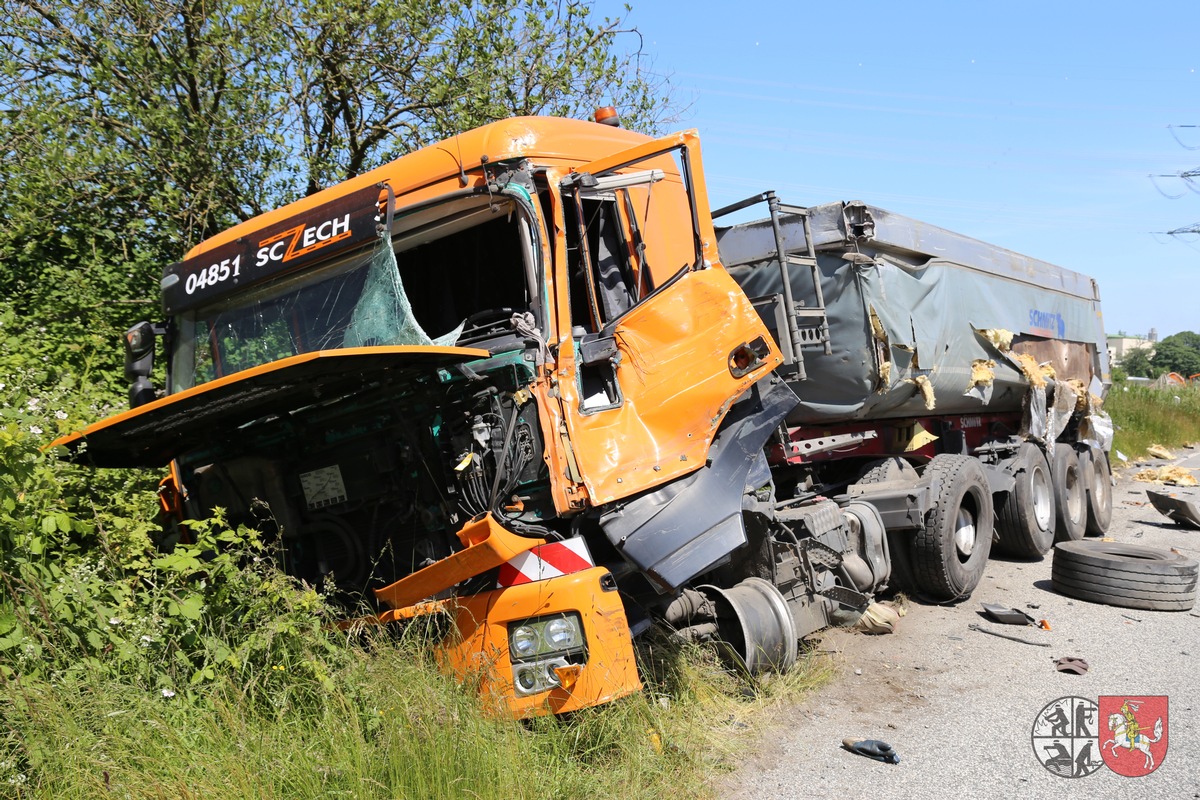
[1106,382,1200,461]
[0,627,832,799]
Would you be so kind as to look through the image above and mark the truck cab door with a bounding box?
[551,131,782,506]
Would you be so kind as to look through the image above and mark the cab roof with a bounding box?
[185,117,654,262]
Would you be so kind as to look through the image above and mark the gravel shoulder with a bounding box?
[718,449,1200,800]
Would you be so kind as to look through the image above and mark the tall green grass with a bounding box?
[0,626,831,799]
[1,302,835,800]
[1106,382,1200,460]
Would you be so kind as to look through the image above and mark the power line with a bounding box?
[1157,125,1200,238]
[1168,124,1200,151]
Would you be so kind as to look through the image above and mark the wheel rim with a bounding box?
[1032,467,1053,530]
[1066,466,1083,522]
[954,507,976,558]
[1093,461,1109,500]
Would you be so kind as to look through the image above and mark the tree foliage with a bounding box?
[0,0,673,739]
[0,0,671,382]
[1119,346,1156,379]
[1,0,669,266]
[1150,331,1200,377]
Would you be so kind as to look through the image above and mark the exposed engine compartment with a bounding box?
[176,355,552,603]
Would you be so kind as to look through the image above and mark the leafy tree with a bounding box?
[1120,346,1156,379]
[0,0,672,379]
[1150,331,1200,377]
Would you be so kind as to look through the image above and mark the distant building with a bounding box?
[1107,334,1155,366]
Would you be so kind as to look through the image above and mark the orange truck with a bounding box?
[54,113,1113,717]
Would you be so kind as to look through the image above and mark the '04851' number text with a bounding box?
[184,255,241,295]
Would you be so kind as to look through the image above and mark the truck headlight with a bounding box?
[507,612,587,697]
[544,617,580,650]
[515,666,539,693]
[511,625,539,658]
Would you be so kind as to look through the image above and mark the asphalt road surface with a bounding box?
[719,448,1200,800]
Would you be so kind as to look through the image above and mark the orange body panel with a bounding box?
[434,567,641,717]
[184,118,654,262]
[557,268,780,504]
[542,133,782,505]
[48,345,488,456]
[373,514,544,609]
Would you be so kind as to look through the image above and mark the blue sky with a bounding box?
[620,1,1198,339]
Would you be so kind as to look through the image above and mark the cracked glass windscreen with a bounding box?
[171,196,534,391]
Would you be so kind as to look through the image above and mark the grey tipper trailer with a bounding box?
[715,196,1110,424]
[685,195,1115,637]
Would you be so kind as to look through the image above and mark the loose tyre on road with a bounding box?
[914,454,993,600]
[1051,541,1198,611]
[1051,445,1086,542]
[995,442,1056,558]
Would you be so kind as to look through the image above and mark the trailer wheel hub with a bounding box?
[954,508,976,558]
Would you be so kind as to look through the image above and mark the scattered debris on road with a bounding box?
[1051,656,1089,675]
[1146,488,1200,529]
[967,622,1052,647]
[842,738,900,764]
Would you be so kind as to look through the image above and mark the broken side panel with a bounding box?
[553,132,785,507]
[599,376,797,591]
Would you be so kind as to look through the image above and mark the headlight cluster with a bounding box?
[508,612,586,697]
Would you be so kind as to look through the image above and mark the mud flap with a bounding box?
[599,375,798,591]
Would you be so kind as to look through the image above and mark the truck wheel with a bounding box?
[1051,445,1086,543]
[914,454,994,600]
[856,457,916,485]
[1082,448,1113,536]
[1052,541,1198,611]
[995,442,1056,558]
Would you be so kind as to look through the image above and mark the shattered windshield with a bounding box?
[170,195,537,392]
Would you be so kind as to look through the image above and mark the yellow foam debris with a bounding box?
[1066,379,1089,412]
[1013,353,1046,388]
[902,422,939,452]
[854,602,901,634]
[869,306,887,342]
[913,375,935,410]
[969,359,996,389]
[978,328,1014,352]
[1133,466,1197,486]
[878,360,892,389]
[1147,444,1173,460]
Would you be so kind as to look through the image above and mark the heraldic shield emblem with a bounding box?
[1099,696,1168,777]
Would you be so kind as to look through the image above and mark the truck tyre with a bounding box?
[1052,541,1198,611]
[856,456,916,485]
[914,454,994,600]
[995,442,1056,558]
[1081,448,1113,536]
[1051,445,1086,543]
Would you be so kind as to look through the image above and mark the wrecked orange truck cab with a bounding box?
[54,116,1113,716]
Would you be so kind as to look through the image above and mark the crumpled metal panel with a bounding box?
[721,201,1109,425]
[49,346,487,468]
[599,375,797,592]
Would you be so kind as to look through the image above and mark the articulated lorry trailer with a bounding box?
[54,114,1113,717]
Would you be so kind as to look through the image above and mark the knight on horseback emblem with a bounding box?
[1099,696,1169,777]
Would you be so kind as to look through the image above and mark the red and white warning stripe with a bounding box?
[497,538,594,587]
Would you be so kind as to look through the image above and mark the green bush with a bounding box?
[0,298,830,799]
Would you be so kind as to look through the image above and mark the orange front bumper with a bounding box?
[429,567,641,717]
